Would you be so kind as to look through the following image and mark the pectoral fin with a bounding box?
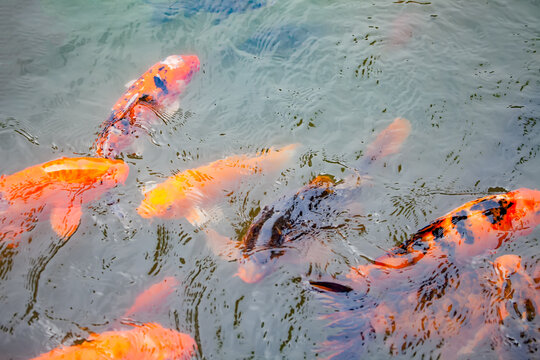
[186,206,223,227]
[50,205,82,239]
[185,207,207,227]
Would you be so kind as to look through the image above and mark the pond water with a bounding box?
[1,0,539,358]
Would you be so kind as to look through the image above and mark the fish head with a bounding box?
[137,178,190,219]
[235,250,280,283]
[147,54,200,107]
[508,188,540,230]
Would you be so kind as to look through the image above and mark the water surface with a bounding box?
[0,0,539,358]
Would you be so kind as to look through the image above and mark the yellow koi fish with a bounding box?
[137,144,298,225]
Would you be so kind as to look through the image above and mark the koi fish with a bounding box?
[93,54,200,158]
[230,118,411,283]
[137,144,298,225]
[123,277,180,318]
[232,175,339,283]
[31,322,196,360]
[368,188,540,271]
[310,189,540,358]
[0,157,129,246]
[310,188,540,292]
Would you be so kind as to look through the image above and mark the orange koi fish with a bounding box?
[94,54,200,158]
[31,322,196,360]
[229,118,411,283]
[0,157,129,246]
[137,144,298,225]
[123,277,180,318]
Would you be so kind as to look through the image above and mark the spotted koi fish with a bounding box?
[310,189,540,358]
[0,157,129,246]
[137,144,298,225]
[93,54,200,158]
[367,188,540,271]
[206,118,411,283]
[30,322,196,360]
[310,188,540,291]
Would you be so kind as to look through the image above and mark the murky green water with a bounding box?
[1,0,539,359]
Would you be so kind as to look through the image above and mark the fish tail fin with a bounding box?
[358,117,411,169]
[270,143,300,165]
[277,143,301,153]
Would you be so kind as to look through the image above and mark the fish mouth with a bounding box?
[235,258,272,283]
[181,55,200,72]
[235,265,266,283]
[182,55,201,72]
[162,54,200,73]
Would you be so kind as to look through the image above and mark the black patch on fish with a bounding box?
[432,226,445,239]
[451,214,468,225]
[153,76,168,94]
[269,249,286,260]
[310,281,353,293]
[158,66,165,71]
[452,210,475,244]
[138,94,156,105]
[405,218,445,253]
[242,206,275,251]
[470,198,513,225]
[410,238,430,252]
[470,198,498,212]
[269,215,291,248]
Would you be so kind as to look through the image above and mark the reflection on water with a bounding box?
[0,0,539,358]
[317,254,539,358]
